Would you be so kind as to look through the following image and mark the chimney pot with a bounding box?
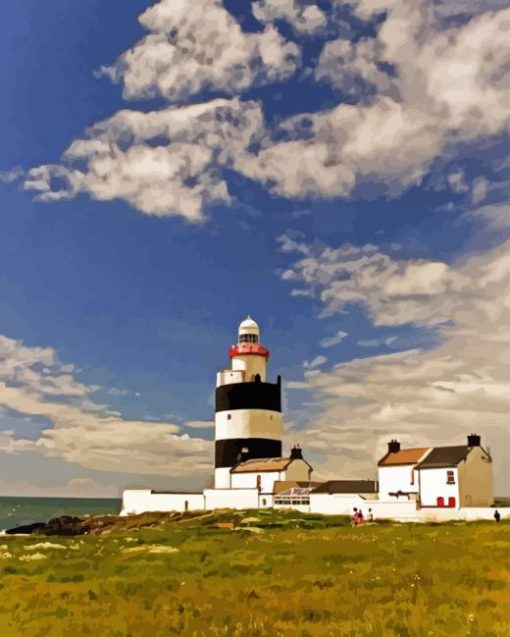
[388,439,401,453]
[290,445,303,460]
[467,433,481,447]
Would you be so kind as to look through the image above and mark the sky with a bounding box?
[0,0,509,498]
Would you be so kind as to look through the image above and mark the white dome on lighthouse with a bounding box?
[239,315,259,332]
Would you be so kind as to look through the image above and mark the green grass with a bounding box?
[0,510,509,636]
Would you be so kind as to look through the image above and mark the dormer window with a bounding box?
[446,470,455,485]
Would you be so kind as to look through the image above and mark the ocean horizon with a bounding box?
[0,496,122,532]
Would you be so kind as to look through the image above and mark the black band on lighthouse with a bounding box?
[215,438,282,468]
[215,381,281,413]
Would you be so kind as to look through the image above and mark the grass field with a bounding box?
[0,509,509,637]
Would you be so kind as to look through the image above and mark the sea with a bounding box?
[0,496,122,532]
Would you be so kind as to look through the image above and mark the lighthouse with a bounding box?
[214,316,283,488]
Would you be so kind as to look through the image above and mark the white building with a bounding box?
[378,435,494,509]
[378,440,431,501]
[121,318,499,521]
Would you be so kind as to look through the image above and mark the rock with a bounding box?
[42,515,91,536]
[5,522,45,535]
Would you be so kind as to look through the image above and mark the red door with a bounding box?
[448,497,456,508]
[437,497,445,507]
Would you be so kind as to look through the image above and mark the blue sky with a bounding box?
[0,0,509,497]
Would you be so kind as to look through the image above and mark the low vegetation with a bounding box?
[0,509,509,636]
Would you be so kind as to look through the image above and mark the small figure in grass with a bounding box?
[494,510,501,523]
[367,508,374,524]
[350,508,358,526]
[356,510,365,526]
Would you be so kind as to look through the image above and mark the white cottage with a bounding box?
[378,440,431,501]
[227,448,313,506]
[378,434,494,509]
[416,434,493,509]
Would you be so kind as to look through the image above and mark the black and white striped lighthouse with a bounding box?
[214,316,282,488]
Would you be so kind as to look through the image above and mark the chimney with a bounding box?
[388,439,401,453]
[467,433,481,447]
[290,444,303,460]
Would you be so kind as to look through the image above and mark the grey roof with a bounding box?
[416,446,469,469]
[311,480,378,495]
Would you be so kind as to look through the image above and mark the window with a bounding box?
[446,470,455,484]
[410,470,414,485]
[437,497,445,507]
[448,497,456,508]
[239,334,259,343]
[227,414,232,420]
[262,498,267,506]
[256,475,261,490]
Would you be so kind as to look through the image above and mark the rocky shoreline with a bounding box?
[4,510,227,536]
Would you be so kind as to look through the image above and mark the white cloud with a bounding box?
[467,202,510,230]
[284,238,510,492]
[253,0,327,35]
[184,420,214,429]
[280,238,471,327]
[22,1,510,217]
[25,99,263,221]
[304,355,327,369]
[239,3,510,199]
[0,335,212,477]
[99,0,299,102]
[0,476,120,499]
[0,167,24,184]
[357,336,397,348]
[320,330,348,348]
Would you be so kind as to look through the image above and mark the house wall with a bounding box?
[231,471,281,492]
[369,500,419,520]
[284,459,312,482]
[203,488,260,510]
[418,467,460,507]
[309,494,367,515]
[120,490,205,515]
[458,446,494,506]
[274,503,311,513]
[417,507,510,522]
[378,465,418,500]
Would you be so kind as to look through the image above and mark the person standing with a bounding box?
[367,508,374,523]
[350,508,358,526]
[494,510,501,523]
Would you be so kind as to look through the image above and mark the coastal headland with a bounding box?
[1,509,509,636]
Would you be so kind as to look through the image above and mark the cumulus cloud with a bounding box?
[0,335,212,477]
[279,237,472,327]
[22,0,510,217]
[240,3,510,199]
[284,237,510,492]
[25,99,263,221]
[99,0,299,102]
[253,0,327,35]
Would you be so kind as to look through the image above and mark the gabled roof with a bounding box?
[378,448,431,467]
[416,445,470,469]
[311,480,378,494]
[230,457,312,473]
